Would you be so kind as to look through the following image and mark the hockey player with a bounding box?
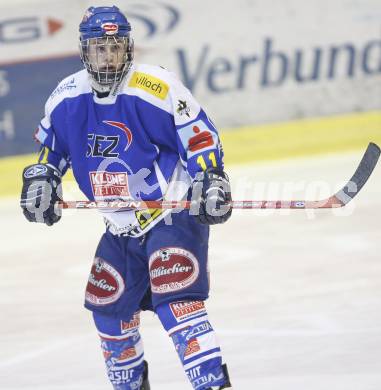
[20,6,233,390]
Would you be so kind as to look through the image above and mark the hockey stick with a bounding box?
[59,142,380,210]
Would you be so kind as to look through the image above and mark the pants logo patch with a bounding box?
[149,247,199,294]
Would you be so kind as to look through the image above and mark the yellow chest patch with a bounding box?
[128,72,169,100]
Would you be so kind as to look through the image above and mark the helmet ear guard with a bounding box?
[78,6,134,91]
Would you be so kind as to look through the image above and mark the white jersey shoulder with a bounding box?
[123,63,201,123]
[45,69,91,115]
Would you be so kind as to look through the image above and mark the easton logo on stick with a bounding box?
[58,143,381,211]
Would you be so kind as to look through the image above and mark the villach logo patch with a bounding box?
[124,2,180,39]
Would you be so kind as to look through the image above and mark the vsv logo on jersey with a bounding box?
[87,120,133,158]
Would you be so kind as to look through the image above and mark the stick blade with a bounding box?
[335,142,380,204]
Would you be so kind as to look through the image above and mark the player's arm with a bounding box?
[169,76,232,224]
[20,107,70,226]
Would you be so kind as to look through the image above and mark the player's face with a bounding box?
[87,36,128,73]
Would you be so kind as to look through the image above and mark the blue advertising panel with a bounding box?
[0,55,81,157]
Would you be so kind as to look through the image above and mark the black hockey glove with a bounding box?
[190,168,232,225]
[20,164,62,226]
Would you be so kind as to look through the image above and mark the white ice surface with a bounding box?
[1,151,381,390]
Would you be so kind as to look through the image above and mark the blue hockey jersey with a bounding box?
[34,63,225,236]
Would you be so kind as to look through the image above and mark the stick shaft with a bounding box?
[57,142,380,212]
[58,197,344,210]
